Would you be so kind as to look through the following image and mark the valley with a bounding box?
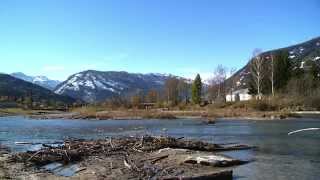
[0,2,319,178]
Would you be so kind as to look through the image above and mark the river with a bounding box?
[0,116,319,180]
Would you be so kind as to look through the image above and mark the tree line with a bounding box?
[103,75,203,109]
[248,49,320,98]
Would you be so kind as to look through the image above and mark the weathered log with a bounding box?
[184,154,249,167]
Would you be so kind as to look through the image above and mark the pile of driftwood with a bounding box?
[9,136,253,179]
[11,136,252,166]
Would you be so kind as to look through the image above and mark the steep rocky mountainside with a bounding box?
[54,70,175,102]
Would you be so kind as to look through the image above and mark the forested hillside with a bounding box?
[0,74,76,109]
[227,37,320,95]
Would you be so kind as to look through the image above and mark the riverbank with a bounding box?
[25,107,293,121]
[1,136,253,179]
[0,108,64,117]
[2,107,316,121]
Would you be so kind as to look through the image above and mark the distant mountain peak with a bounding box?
[0,74,75,105]
[10,72,60,91]
[54,70,178,102]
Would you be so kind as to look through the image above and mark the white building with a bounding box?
[226,88,252,102]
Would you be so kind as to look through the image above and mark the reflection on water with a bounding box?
[0,116,320,179]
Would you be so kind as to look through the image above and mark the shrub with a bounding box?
[248,99,277,111]
[304,96,320,110]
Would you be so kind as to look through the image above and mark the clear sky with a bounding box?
[0,0,319,80]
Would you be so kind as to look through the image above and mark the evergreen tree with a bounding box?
[309,61,320,89]
[192,74,202,104]
[310,61,320,81]
[274,50,291,91]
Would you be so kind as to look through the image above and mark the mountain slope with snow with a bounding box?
[11,72,60,90]
[0,74,75,104]
[54,70,173,102]
[226,36,320,90]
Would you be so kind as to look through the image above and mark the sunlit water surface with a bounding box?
[0,116,319,180]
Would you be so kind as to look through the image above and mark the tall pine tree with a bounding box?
[192,74,202,104]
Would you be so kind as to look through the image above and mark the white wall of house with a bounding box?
[226,94,236,102]
[226,89,252,102]
[239,93,252,101]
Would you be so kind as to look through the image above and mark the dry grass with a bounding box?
[206,97,295,119]
[71,106,101,118]
[0,108,35,116]
[68,102,293,120]
[96,110,186,119]
[69,106,210,120]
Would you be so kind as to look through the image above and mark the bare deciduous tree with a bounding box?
[229,67,237,101]
[269,53,275,97]
[146,89,158,103]
[164,77,179,105]
[178,79,190,104]
[208,65,227,102]
[250,49,265,100]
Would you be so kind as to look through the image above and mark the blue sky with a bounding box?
[0,0,319,80]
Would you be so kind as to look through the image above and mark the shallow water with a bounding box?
[0,116,320,179]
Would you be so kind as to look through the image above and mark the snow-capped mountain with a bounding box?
[54,70,174,102]
[11,72,60,90]
[0,74,75,105]
[226,36,320,90]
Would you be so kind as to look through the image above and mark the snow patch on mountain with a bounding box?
[33,76,48,82]
[289,55,296,59]
[299,47,304,53]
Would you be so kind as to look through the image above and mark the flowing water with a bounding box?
[0,116,320,179]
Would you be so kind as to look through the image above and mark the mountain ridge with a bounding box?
[11,72,60,90]
[54,70,181,102]
[0,74,75,106]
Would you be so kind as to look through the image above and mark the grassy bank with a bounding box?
[0,98,302,120]
[67,102,291,120]
[70,107,205,120]
[0,108,34,116]
[0,108,66,117]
